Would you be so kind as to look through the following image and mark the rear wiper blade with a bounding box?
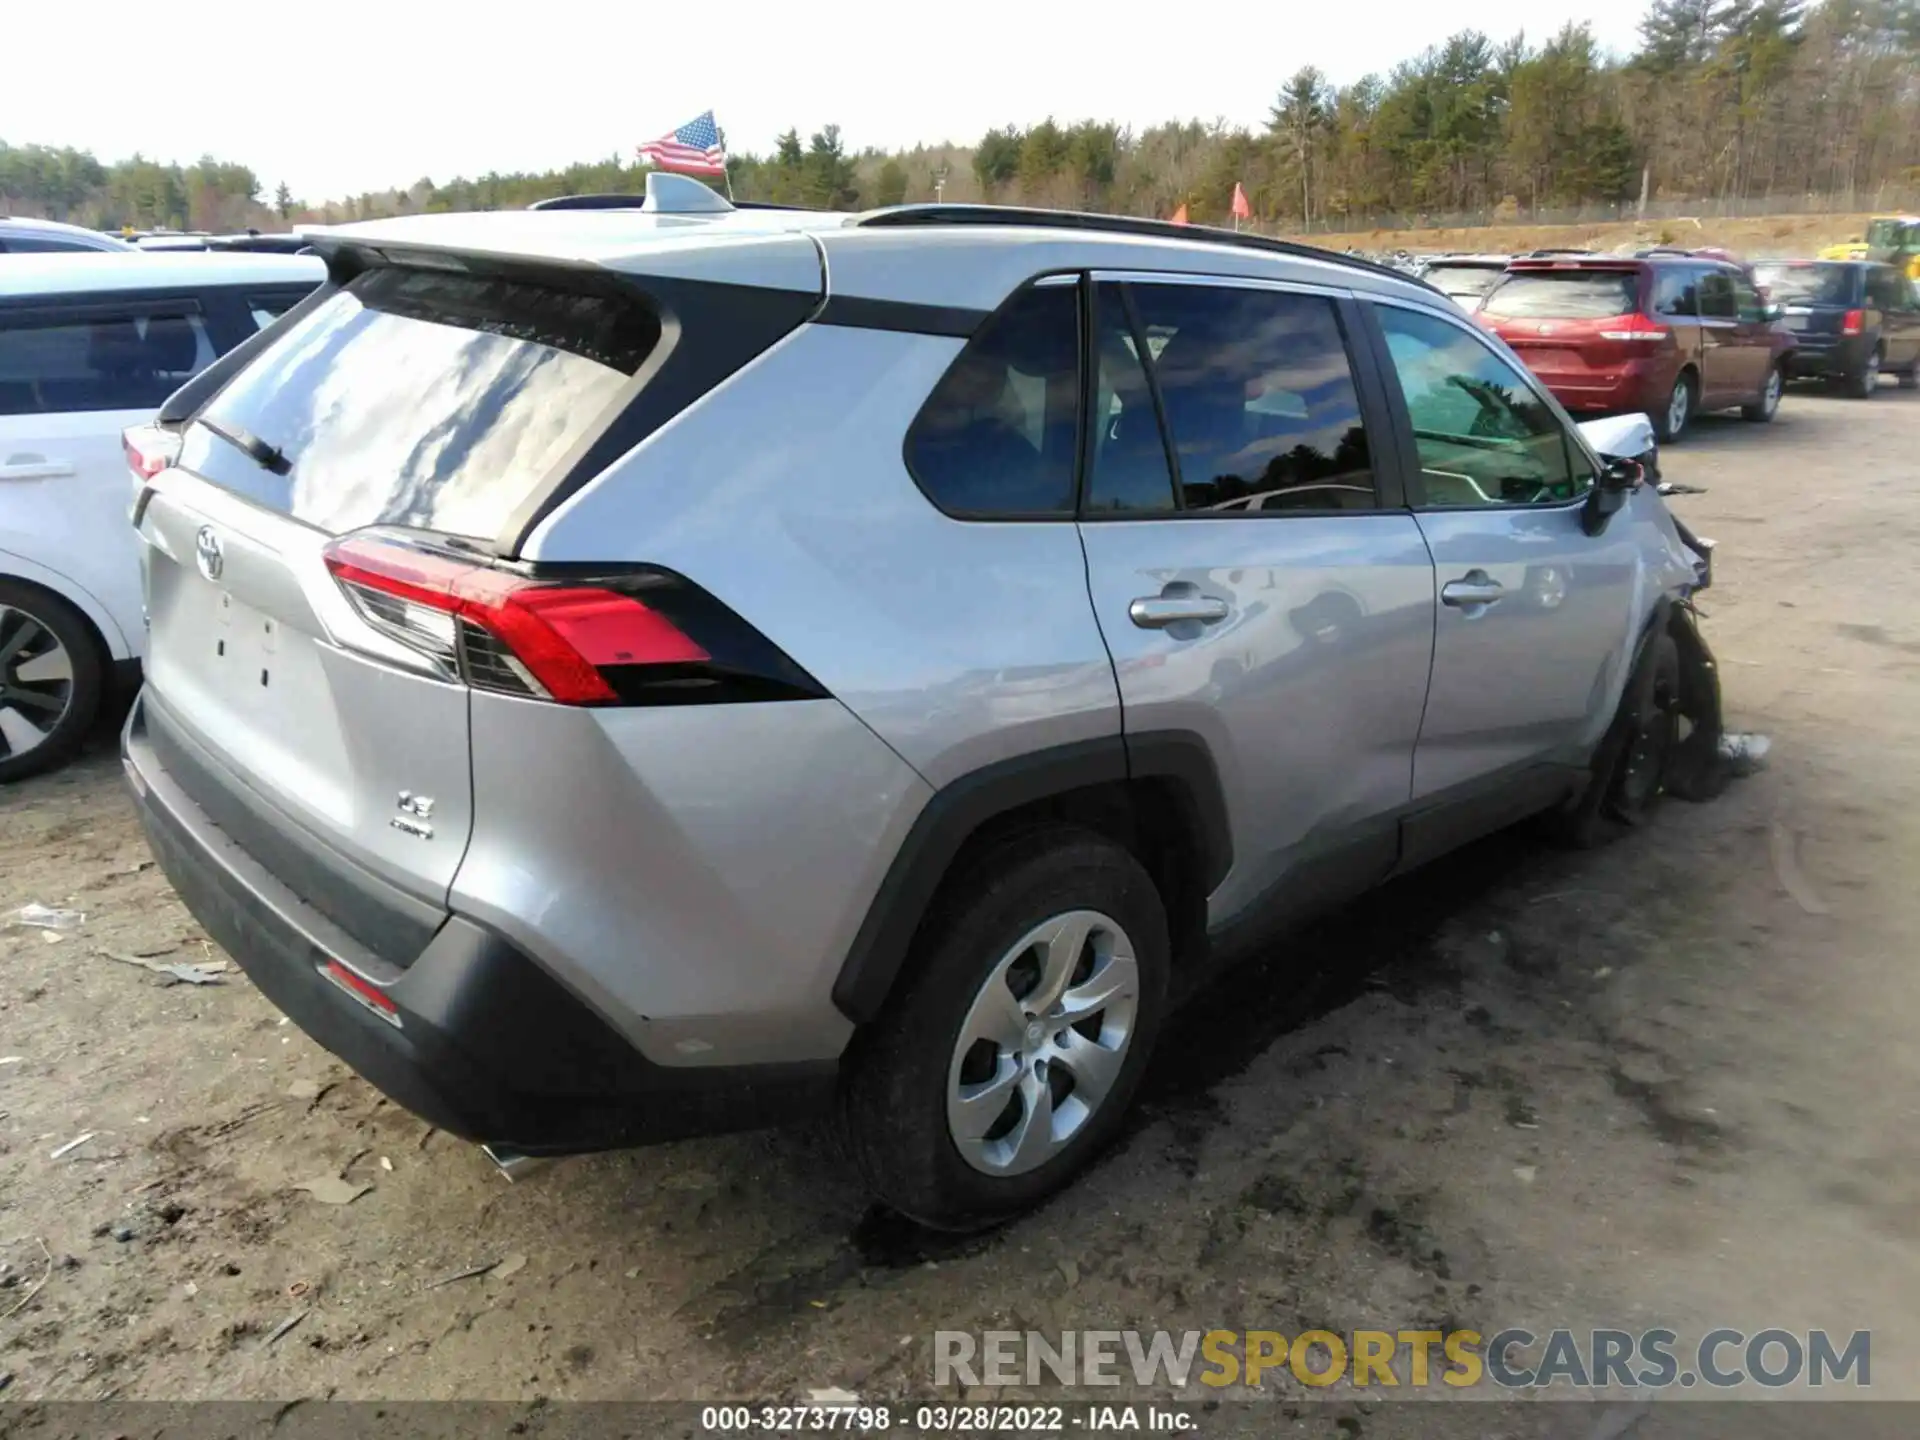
[194,416,290,476]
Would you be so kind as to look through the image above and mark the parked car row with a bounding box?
[1406,245,1920,439]
[0,250,324,779]
[0,218,312,256]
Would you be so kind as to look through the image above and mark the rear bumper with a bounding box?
[122,695,837,1154]
[1787,335,1872,378]
[1533,367,1667,415]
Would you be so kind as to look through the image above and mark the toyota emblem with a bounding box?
[194,526,224,582]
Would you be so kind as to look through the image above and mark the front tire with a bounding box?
[1741,362,1785,422]
[0,580,107,784]
[841,826,1169,1231]
[1547,632,1682,848]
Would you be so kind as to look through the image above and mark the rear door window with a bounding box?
[1481,270,1641,320]
[1094,281,1376,514]
[0,304,216,417]
[194,268,661,539]
[1697,270,1737,320]
[1654,268,1702,317]
[905,283,1080,517]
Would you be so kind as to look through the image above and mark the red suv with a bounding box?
[1476,255,1796,441]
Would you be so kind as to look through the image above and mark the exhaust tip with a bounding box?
[481,1143,552,1183]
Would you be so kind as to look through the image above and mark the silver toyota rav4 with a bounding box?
[124,175,1722,1230]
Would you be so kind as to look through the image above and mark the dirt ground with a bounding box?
[1290,211,1877,260]
[3,380,1920,1420]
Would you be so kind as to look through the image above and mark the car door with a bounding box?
[0,294,219,660]
[1870,268,1920,371]
[1694,267,1743,406]
[1729,271,1777,398]
[1075,274,1437,940]
[1363,299,1643,861]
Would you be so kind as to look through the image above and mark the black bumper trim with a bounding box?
[123,695,837,1154]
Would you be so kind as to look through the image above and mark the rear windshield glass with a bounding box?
[198,268,658,538]
[1752,264,1853,306]
[1481,271,1640,320]
[1422,265,1505,299]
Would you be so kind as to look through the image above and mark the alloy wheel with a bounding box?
[1763,367,1783,416]
[1668,379,1691,436]
[0,604,74,762]
[946,909,1140,1177]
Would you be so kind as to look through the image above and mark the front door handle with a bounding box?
[1441,571,1505,609]
[1129,588,1230,630]
[0,456,77,481]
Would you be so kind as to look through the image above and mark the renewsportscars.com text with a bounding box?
[933,1327,1871,1390]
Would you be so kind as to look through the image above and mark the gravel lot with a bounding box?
[3,380,1918,1419]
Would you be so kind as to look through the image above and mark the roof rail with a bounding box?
[854,204,1436,291]
[1523,247,1597,258]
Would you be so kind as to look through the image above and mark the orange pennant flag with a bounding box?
[1170,202,1190,225]
[1231,182,1251,221]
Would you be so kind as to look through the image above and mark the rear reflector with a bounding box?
[323,532,708,705]
[1842,309,1865,336]
[319,960,402,1028]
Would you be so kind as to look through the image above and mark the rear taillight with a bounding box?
[321,531,822,707]
[1842,309,1865,336]
[1597,314,1671,343]
[123,424,181,483]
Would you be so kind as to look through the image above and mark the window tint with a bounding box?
[1654,267,1701,317]
[198,268,661,539]
[1084,285,1177,512]
[0,234,100,254]
[1482,271,1640,320]
[0,307,216,417]
[1752,264,1852,306]
[907,284,1080,517]
[1375,304,1592,509]
[1116,282,1375,513]
[1697,270,1736,320]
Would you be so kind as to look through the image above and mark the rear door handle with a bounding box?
[1441,571,1505,609]
[1129,590,1230,630]
[0,457,77,481]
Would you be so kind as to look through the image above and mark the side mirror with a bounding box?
[1582,457,1643,536]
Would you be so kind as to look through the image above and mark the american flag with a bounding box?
[637,112,727,177]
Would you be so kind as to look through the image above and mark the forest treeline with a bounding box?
[5,0,1918,234]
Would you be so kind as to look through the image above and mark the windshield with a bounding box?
[1753,263,1853,306]
[1423,264,1505,300]
[1481,271,1640,320]
[197,268,657,539]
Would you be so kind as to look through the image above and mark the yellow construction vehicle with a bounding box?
[1827,216,1920,279]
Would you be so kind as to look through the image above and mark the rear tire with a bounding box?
[1652,372,1695,443]
[840,826,1169,1231]
[1899,364,1919,390]
[0,580,107,785]
[1741,362,1785,422]
[1844,348,1882,399]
